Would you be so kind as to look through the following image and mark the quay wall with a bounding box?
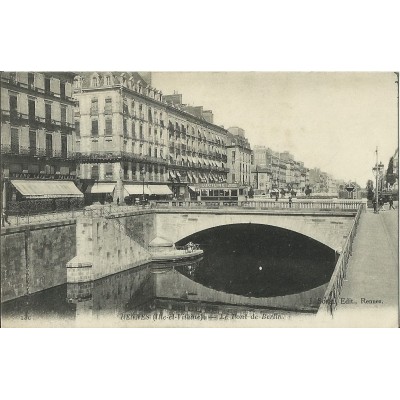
[67,211,157,283]
[1,220,76,303]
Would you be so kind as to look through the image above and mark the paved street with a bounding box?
[334,206,398,326]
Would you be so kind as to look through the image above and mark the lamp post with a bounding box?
[141,167,145,204]
[372,147,384,212]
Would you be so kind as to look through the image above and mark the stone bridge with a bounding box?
[154,209,356,251]
[66,206,359,283]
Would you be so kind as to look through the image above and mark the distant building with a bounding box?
[226,127,252,185]
[251,166,271,193]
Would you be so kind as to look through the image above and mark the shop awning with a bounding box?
[124,184,152,196]
[86,183,116,194]
[12,180,83,199]
[188,186,199,192]
[148,185,173,195]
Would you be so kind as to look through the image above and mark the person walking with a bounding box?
[288,196,292,208]
[378,195,385,211]
[2,209,11,227]
[372,198,377,213]
[275,193,279,202]
[389,195,395,210]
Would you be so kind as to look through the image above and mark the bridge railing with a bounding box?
[319,203,364,317]
[152,200,363,211]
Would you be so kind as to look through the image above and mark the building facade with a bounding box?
[226,127,252,185]
[1,71,80,212]
[73,73,229,203]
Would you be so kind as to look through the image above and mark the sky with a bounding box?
[152,72,398,186]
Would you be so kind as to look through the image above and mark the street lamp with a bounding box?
[141,167,145,204]
[372,147,384,212]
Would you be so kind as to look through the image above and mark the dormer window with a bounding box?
[92,77,98,87]
[105,75,111,86]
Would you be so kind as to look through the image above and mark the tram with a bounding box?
[188,183,249,203]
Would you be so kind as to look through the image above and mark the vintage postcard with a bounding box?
[1,71,398,327]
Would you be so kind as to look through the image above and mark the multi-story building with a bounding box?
[226,127,252,185]
[251,166,271,193]
[1,71,81,212]
[73,74,229,203]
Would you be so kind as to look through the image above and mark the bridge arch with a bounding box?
[155,212,353,251]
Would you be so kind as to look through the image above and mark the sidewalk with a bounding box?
[334,208,398,326]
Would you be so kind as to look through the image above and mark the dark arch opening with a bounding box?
[175,223,336,297]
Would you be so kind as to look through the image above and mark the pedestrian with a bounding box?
[2,209,11,227]
[372,198,377,213]
[275,193,279,202]
[117,198,120,206]
[379,195,385,211]
[288,196,292,208]
[389,195,395,210]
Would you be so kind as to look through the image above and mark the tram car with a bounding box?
[188,183,249,203]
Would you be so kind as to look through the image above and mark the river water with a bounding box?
[1,224,335,323]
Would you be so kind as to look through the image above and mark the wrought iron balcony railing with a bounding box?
[1,144,75,159]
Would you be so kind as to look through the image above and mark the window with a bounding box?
[91,119,98,136]
[61,135,67,158]
[61,106,67,124]
[104,97,112,114]
[46,133,53,156]
[92,77,98,87]
[131,121,136,138]
[11,128,19,153]
[28,98,35,122]
[75,121,80,136]
[91,165,99,179]
[105,75,111,85]
[28,73,34,89]
[45,103,52,125]
[123,118,127,137]
[91,98,98,115]
[9,95,18,123]
[29,130,36,155]
[60,82,65,99]
[123,99,128,115]
[74,77,81,89]
[45,77,51,94]
[105,118,112,136]
[105,164,113,179]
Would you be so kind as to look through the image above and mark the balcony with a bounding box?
[1,144,75,159]
[1,76,75,102]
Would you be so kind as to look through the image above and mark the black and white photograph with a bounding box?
[1,71,398,327]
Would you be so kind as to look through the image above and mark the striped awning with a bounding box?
[124,184,152,196]
[148,185,173,195]
[12,180,83,199]
[86,183,116,194]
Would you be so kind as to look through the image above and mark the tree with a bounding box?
[386,157,397,186]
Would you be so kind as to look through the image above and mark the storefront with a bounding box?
[85,183,116,204]
[8,179,84,214]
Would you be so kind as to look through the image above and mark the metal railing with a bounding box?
[319,203,364,316]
